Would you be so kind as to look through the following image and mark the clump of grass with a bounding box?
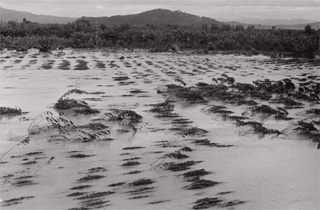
[180,127,208,137]
[122,161,140,166]
[112,76,130,81]
[74,107,100,115]
[94,60,106,69]
[77,175,105,183]
[282,120,319,145]
[164,84,206,103]
[58,60,71,70]
[148,101,175,113]
[171,118,193,125]
[74,60,89,70]
[124,170,141,175]
[108,109,142,124]
[123,157,141,161]
[202,105,227,114]
[148,199,171,205]
[106,109,143,135]
[129,195,149,199]
[182,169,211,178]
[207,108,233,116]
[74,130,111,143]
[130,89,147,94]
[80,199,110,209]
[54,89,89,110]
[28,111,75,134]
[79,123,108,130]
[245,105,289,119]
[126,186,154,195]
[21,161,37,165]
[54,99,85,109]
[67,192,89,198]
[59,89,88,100]
[69,154,95,158]
[271,97,304,109]
[2,196,34,207]
[12,179,36,187]
[70,185,92,190]
[77,191,115,200]
[41,60,55,69]
[238,124,281,138]
[184,179,219,190]
[175,79,187,86]
[54,89,101,115]
[87,167,107,174]
[123,146,145,150]
[193,139,233,147]
[108,182,126,187]
[148,101,181,119]
[129,178,154,186]
[156,160,202,171]
[165,151,189,159]
[235,120,263,128]
[181,146,192,152]
[0,107,23,115]
[192,197,245,209]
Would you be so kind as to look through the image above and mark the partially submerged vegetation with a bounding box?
[0,107,24,115]
[158,74,319,143]
[0,47,318,210]
[192,197,245,209]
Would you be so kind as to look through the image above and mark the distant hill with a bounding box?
[237,18,317,26]
[274,22,319,30]
[0,7,318,30]
[80,9,222,27]
[226,21,319,30]
[0,7,77,24]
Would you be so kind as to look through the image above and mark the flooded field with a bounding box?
[0,49,319,210]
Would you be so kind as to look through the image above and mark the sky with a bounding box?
[1,0,319,21]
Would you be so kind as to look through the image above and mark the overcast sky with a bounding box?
[1,0,319,21]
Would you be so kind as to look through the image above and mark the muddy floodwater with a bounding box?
[0,49,319,210]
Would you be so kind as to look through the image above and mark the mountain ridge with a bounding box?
[1,7,318,30]
[0,7,77,24]
[80,9,222,27]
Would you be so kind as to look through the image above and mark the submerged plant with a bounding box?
[0,107,23,115]
[0,137,30,161]
[282,120,319,146]
[106,109,143,135]
[27,111,75,134]
[238,124,281,138]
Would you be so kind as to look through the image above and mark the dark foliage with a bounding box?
[184,179,219,190]
[1,21,318,58]
[0,107,23,115]
[193,197,245,209]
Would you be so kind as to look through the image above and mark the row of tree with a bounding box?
[0,19,319,58]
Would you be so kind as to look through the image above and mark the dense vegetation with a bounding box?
[0,19,319,58]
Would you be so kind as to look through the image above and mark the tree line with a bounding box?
[0,19,319,58]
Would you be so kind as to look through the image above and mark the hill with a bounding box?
[237,18,317,26]
[80,9,222,27]
[275,22,319,30]
[0,7,77,24]
[0,7,317,30]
